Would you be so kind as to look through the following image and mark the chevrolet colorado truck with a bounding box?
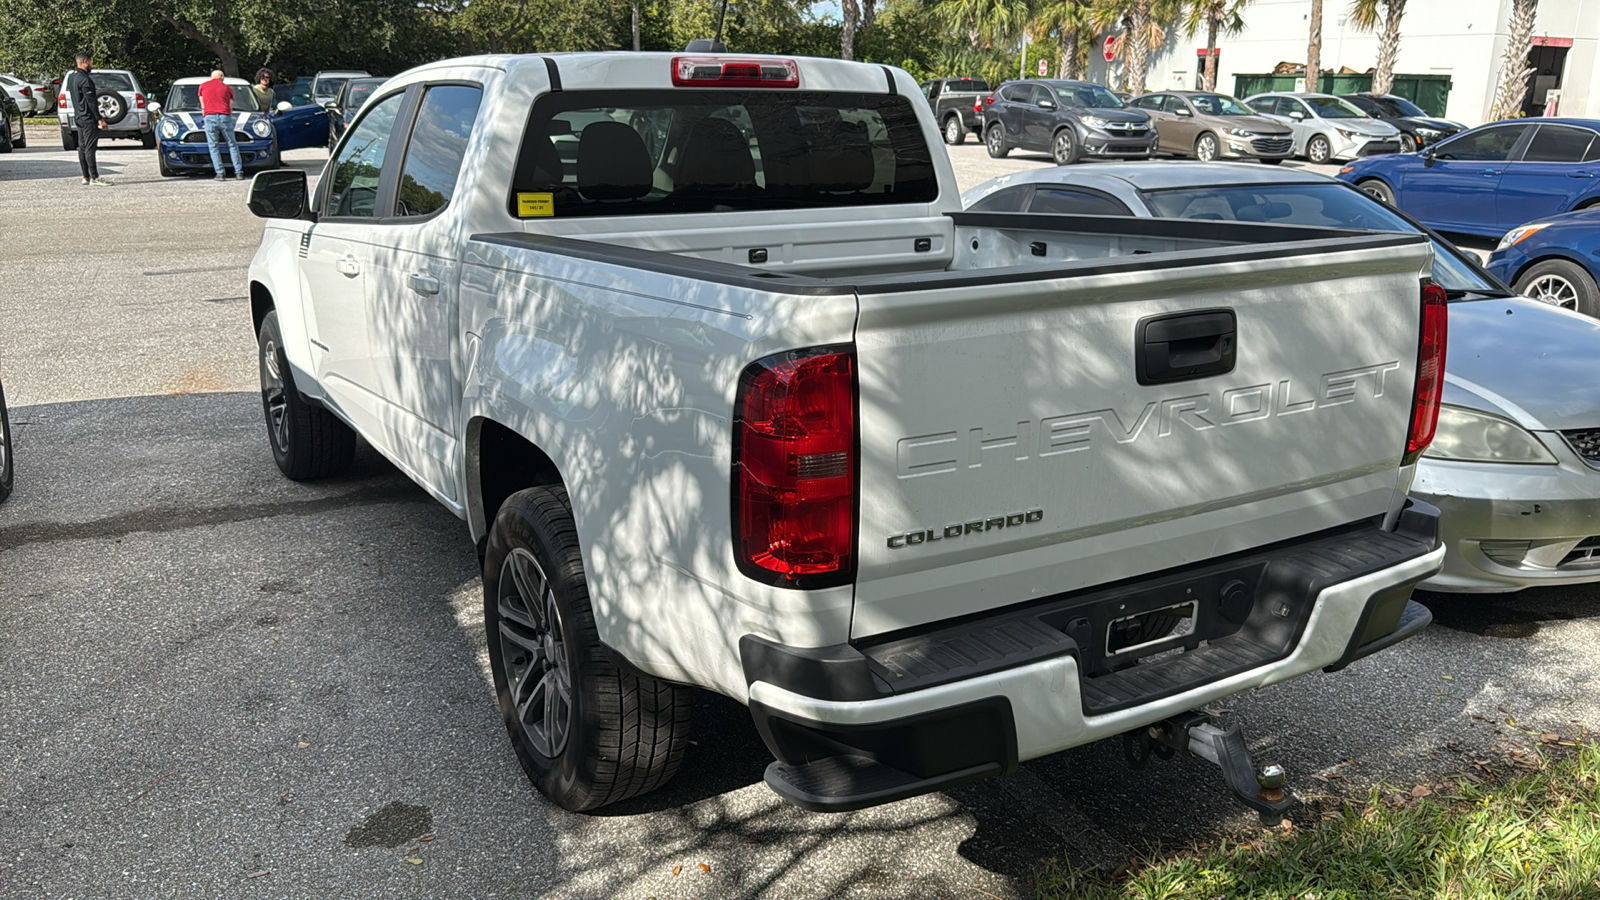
[243,51,1448,819]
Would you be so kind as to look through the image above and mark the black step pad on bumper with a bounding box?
[765,755,1002,813]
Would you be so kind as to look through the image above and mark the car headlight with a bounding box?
[251,118,272,138]
[1224,128,1256,138]
[159,118,179,139]
[1082,115,1109,130]
[1423,406,1557,464]
[1415,126,1441,137]
[1496,222,1552,250]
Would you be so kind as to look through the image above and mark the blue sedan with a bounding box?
[1337,118,1600,238]
[1487,208,1600,316]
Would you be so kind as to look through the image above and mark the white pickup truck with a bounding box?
[244,51,1448,820]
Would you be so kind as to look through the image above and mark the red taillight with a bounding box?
[134,93,145,109]
[673,56,800,88]
[58,93,66,105]
[20,86,31,97]
[733,347,856,586]
[1404,282,1448,464]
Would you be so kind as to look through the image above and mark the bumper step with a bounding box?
[765,755,1002,813]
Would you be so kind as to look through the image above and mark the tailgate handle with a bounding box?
[1136,309,1237,385]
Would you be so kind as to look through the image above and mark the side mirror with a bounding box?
[1175,107,1193,117]
[1289,110,1306,120]
[1422,148,1437,167]
[1038,98,1056,110]
[275,101,292,113]
[147,101,161,114]
[248,169,310,220]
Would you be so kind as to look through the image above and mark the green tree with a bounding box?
[1088,0,1180,95]
[1305,0,1322,91]
[1347,0,1403,95]
[1184,0,1246,91]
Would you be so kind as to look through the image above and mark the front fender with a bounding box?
[248,221,317,393]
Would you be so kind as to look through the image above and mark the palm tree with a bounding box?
[1030,0,1091,80]
[1348,0,1404,95]
[842,0,860,59]
[1305,0,1322,92]
[1490,0,1538,118]
[1183,0,1247,91]
[1088,0,1180,95]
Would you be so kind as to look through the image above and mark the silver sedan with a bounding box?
[963,162,1600,593]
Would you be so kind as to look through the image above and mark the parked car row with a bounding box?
[0,90,24,152]
[0,73,52,114]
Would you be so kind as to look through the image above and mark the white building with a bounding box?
[1083,0,1600,126]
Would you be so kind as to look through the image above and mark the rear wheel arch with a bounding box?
[1574,197,1600,211]
[470,417,566,540]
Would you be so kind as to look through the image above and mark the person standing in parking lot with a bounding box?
[251,69,274,111]
[63,53,110,186]
[199,70,243,181]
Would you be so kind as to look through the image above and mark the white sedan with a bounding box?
[0,74,48,114]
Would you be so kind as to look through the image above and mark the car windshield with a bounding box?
[1305,96,1366,118]
[1055,84,1124,108]
[164,83,261,112]
[1140,183,1501,296]
[94,72,134,92]
[1189,94,1253,116]
[1372,95,1426,117]
[316,77,351,100]
[345,81,381,108]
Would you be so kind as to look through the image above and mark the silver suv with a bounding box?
[57,68,154,149]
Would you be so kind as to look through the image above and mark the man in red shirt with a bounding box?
[198,70,243,181]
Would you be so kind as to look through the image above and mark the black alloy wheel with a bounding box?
[986,123,1009,159]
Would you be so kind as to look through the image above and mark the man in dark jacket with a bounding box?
[63,52,110,186]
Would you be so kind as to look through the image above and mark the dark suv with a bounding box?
[982,79,1156,164]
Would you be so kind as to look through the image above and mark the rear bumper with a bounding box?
[744,503,1443,811]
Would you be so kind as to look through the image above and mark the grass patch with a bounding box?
[1038,742,1600,899]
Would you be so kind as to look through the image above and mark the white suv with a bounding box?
[57,68,154,149]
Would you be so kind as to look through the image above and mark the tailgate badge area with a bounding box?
[887,509,1043,549]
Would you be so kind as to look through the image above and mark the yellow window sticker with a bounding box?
[517,193,554,217]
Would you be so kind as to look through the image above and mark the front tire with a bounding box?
[985,123,1009,159]
[1358,178,1396,205]
[944,115,966,145]
[257,310,357,479]
[1051,128,1080,165]
[484,486,693,811]
[1194,132,1218,162]
[1306,134,1332,164]
[1514,259,1600,317]
[1400,133,1419,153]
[0,377,13,504]
[10,117,24,149]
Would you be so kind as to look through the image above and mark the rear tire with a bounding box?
[256,310,357,480]
[985,123,1009,159]
[484,485,693,811]
[1358,178,1396,205]
[1513,259,1600,318]
[0,117,12,153]
[11,117,24,149]
[1306,134,1332,164]
[944,115,966,145]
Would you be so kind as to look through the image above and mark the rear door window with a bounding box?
[1521,124,1596,162]
[508,89,938,218]
[394,84,483,218]
[1246,97,1277,115]
[1000,84,1031,103]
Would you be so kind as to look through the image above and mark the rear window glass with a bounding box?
[948,79,988,92]
[508,90,938,218]
[94,72,134,92]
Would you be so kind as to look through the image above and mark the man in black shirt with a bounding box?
[63,52,110,186]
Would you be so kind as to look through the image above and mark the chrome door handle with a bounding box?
[336,256,360,277]
[408,273,440,295]
[1481,168,1501,176]
[1570,171,1594,178]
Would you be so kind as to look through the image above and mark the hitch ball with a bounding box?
[1258,764,1287,791]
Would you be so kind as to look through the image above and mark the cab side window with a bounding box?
[323,92,406,218]
[394,84,484,218]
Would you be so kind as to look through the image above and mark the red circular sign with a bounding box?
[1103,35,1117,62]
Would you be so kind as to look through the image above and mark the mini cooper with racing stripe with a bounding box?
[149,76,286,177]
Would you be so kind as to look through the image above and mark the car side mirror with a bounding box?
[147,101,161,114]
[1289,110,1305,120]
[248,169,310,220]
[275,101,292,114]
[1422,148,1437,167]
[1175,108,1192,117]
[1038,98,1056,110]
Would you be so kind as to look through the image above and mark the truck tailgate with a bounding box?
[851,237,1432,638]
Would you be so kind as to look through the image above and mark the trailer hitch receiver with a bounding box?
[1122,711,1296,826]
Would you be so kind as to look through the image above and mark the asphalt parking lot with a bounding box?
[1,118,1595,898]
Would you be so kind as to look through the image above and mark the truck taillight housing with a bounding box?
[976,94,996,115]
[1403,281,1448,464]
[673,57,800,88]
[733,347,856,588]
